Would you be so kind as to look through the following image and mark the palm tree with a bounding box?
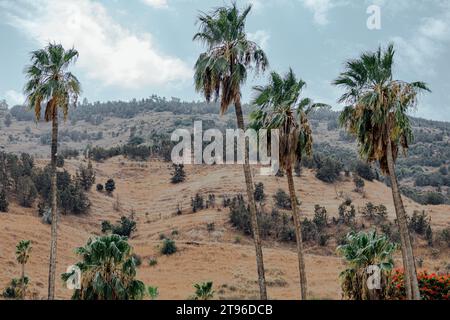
[15,240,32,299]
[338,230,396,300]
[61,234,146,300]
[24,43,81,299]
[333,43,430,300]
[251,69,327,299]
[193,3,269,299]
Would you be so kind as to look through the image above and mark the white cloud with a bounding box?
[1,0,191,89]
[141,0,168,9]
[392,12,450,76]
[248,30,270,51]
[4,90,25,106]
[300,0,334,25]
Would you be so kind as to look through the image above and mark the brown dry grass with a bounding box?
[0,157,448,300]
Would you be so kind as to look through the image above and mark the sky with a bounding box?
[0,0,449,121]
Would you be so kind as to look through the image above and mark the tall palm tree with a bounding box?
[251,69,327,299]
[193,3,269,299]
[61,234,146,300]
[333,43,430,300]
[24,43,81,299]
[15,240,32,299]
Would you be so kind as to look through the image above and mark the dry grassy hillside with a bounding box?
[0,157,448,300]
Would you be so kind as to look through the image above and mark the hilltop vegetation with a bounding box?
[2,98,449,206]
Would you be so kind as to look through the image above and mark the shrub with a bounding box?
[313,205,328,231]
[105,179,115,194]
[147,286,159,300]
[380,222,401,244]
[360,202,387,222]
[273,189,291,210]
[161,239,177,255]
[0,188,8,212]
[96,184,104,192]
[338,199,356,225]
[148,257,158,267]
[408,210,431,236]
[132,254,142,267]
[193,282,214,300]
[316,158,342,183]
[59,181,90,214]
[355,162,376,181]
[102,216,136,238]
[101,220,112,233]
[191,193,204,212]
[33,166,90,215]
[78,160,95,191]
[3,113,12,127]
[254,182,265,202]
[2,277,29,299]
[113,216,137,237]
[229,195,252,235]
[171,164,186,184]
[438,228,450,248]
[423,192,445,205]
[206,222,215,232]
[388,270,449,300]
[17,176,37,208]
[206,194,216,208]
[56,154,65,167]
[353,176,365,193]
[301,218,318,242]
[318,233,330,247]
[425,225,433,247]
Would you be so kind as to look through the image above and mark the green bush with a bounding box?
[17,176,37,208]
[171,164,186,184]
[105,179,115,194]
[315,158,342,183]
[2,277,28,299]
[102,216,136,238]
[148,257,158,266]
[193,282,214,300]
[338,199,356,225]
[161,239,177,255]
[355,162,376,181]
[0,188,8,212]
[273,189,291,209]
[191,193,205,212]
[313,205,328,231]
[360,202,387,222]
[254,182,265,202]
[408,210,431,236]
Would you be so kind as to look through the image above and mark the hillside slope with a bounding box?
[0,157,448,300]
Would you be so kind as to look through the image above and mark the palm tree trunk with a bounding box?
[21,263,25,299]
[286,167,308,300]
[386,138,421,300]
[234,97,267,300]
[48,109,59,300]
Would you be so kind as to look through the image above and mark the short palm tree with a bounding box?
[251,69,327,299]
[338,230,397,300]
[24,43,81,299]
[62,234,146,300]
[16,240,32,299]
[193,281,214,300]
[333,43,430,300]
[193,3,269,299]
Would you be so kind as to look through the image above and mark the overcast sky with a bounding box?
[1,0,449,121]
